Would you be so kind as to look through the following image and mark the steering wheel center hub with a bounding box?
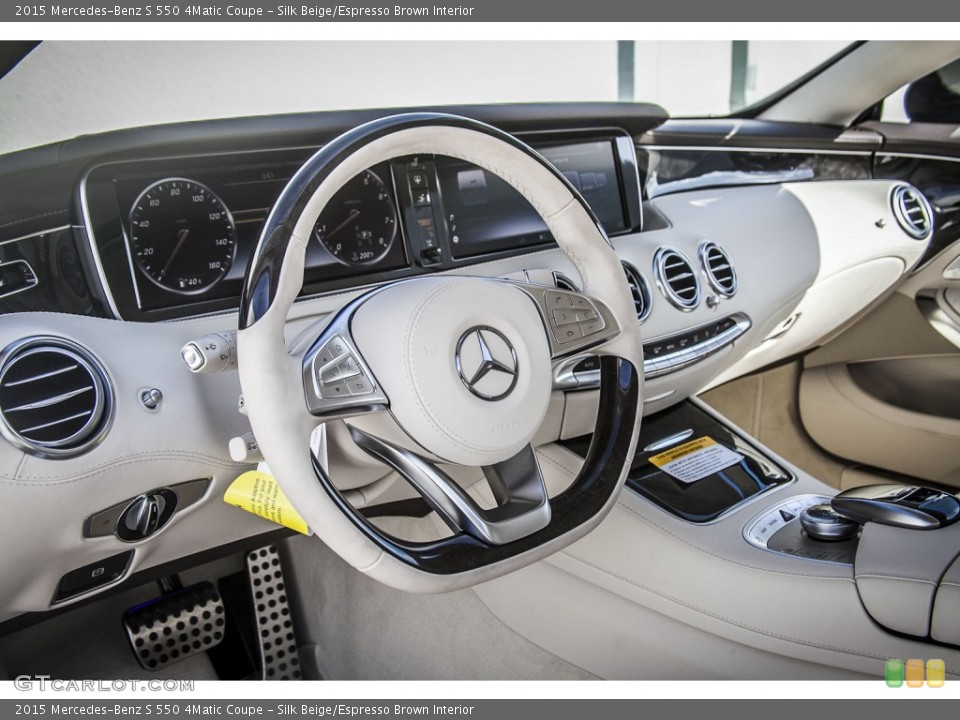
[351,276,553,466]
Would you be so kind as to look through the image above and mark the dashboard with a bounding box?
[81,132,641,321]
[0,103,939,617]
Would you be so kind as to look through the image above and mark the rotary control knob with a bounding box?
[117,489,178,542]
[799,503,860,542]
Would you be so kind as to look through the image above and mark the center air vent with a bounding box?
[892,185,933,240]
[654,248,700,311]
[621,261,652,322]
[0,338,111,457]
[699,241,738,297]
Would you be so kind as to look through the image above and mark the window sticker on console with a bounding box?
[649,437,744,484]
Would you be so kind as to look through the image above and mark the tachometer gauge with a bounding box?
[315,170,397,266]
[128,178,237,295]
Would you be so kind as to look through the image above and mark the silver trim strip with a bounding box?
[5,386,93,413]
[0,225,71,247]
[878,151,960,165]
[20,410,94,434]
[639,144,873,157]
[3,364,78,387]
[78,175,123,319]
[554,313,751,390]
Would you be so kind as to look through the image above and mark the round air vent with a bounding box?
[891,184,933,240]
[621,261,652,322]
[0,337,112,457]
[653,248,700,311]
[699,241,738,297]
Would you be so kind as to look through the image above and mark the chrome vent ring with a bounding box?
[892,184,933,240]
[699,241,738,297]
[621,261,652,322]
[653,247,700,311]
[0,337,112,458]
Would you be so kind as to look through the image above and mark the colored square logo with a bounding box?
[885,659,904,688]
[906,658,925,687]
[927,659,945,688]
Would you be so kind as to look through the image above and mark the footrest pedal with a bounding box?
[246,545,301,680]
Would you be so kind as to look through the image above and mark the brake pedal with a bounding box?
[246,545,301,680]
[123,581,226,671]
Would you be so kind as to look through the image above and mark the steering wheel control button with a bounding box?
[54,551,133,603]
[455,327,519,401]
[552,308,578,326]
[347,374,374,396]
[555,324,585,344]
[320,379,350,399]
[545,290,574,309]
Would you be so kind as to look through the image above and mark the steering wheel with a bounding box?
[236,113,644,593]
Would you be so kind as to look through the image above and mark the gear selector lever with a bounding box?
[831,484,960,530]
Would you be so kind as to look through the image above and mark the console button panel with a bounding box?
[744,494,859,565]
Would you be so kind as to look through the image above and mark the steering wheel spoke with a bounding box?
[349,427,551,546]
[301,304,389,420]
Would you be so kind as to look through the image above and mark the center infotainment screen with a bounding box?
[436,140,627,259]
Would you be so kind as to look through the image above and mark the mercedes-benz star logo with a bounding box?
[455,327,519,401]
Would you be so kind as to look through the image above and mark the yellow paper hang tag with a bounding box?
[224,470,311,535]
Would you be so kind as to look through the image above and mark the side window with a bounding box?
[880,57,960,124]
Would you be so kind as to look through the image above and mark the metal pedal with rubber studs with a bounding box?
[246,545,301,680]
[123,582,226,671]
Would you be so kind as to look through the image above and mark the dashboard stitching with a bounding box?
[556,550,932,670]
[855,573,938,585]
[0,209,69,231]
[5,451,242,485]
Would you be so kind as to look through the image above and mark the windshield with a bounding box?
[0,40,851,155]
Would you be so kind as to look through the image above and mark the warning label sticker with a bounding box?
[223,470,311,535]
[649,436,744,484]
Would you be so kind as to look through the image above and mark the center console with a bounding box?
[551,397,960,668]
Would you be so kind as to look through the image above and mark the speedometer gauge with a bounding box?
[128,178,237,295]
[315,170,397,266]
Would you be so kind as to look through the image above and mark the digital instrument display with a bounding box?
[437,140,627,259]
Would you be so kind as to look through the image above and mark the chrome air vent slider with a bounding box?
[891,184,933,240]
[653,247,700,310]
[0,337,112,458]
